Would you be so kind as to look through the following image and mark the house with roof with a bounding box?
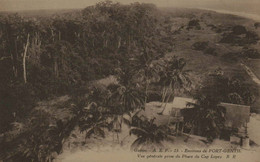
[181,99,250,146]
[219,102,250,129]
[135,97,195,135]
[218,102,250,145]
[138,97,251,144]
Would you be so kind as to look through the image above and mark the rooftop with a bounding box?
[136,97,195,126]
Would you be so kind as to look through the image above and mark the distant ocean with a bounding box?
[197,8,260,22]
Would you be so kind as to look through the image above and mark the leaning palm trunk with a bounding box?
[158,92,172,115]
[161,86,168,105]
[158,82,173,115]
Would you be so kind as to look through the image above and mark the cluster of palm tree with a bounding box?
[0,1,198,160]
[205,71,257,106]
[158,57,191,114]
[181,71,257,142]
[67,52,192,147]
[1,109,75,161]
[0,1,178,134]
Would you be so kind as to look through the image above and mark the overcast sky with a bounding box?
[0,0,260,15]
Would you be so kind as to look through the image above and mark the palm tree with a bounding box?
[106,64,146,141]
[80,113,108,139]
[132,52,161,105]
[108,83,145,115]
[158,57,191,115]
[70,89,109,140]
[110,65,146,113]
[106,84,144,143]
[129,116,170,150]
[77,102,108,139]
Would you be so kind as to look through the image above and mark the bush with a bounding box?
[204,47,217,56]
[221,52,241,62]
[220,31,259,46]
[220,33,240,45]
[0,83,36,133]
[232,25,247,35]
[192,41,208,51]
[254,22,260,29]
[241,48,260,59]
[243,31,259,44]
[192,42,218,56]
[187,19,201,30]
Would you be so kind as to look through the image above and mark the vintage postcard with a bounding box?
[0,0,260,162]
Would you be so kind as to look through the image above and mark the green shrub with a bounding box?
[204,47,217,56]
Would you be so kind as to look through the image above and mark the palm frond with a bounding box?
[130,137,146,150]
[130,127,149,137]
[85,128,94,139]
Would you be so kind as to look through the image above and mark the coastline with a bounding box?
[194,7,260,22]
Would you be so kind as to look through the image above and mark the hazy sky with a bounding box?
[0,0,260,15]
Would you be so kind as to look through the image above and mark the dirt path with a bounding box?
[241,63,260,85]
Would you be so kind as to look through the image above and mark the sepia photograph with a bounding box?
[0,0,260,161]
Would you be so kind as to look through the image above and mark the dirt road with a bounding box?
[241,63,260,85]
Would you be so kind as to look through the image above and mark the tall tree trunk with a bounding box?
[127,35,130,54]
[10,54,17,78]
[59,31,61,41]
[118,36,121,49]
[54,59,59,77]
[144,78,150,110]
[158,92,172,115]
[51,28,55,42]
[161,86,168,104]
[23,34,30,84]
[13,37,19,78]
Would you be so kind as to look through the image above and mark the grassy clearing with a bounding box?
[166,17,252,87]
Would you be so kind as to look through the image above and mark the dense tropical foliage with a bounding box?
[0,2,177,160]
[0,1,174,133]
[0,1,259,161]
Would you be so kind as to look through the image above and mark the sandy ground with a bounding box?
[248,114,260,145]
[55,114,260,162]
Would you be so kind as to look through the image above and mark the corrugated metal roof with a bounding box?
[172,97,196,109]
[162,97,195,115]
[135,97,195,126]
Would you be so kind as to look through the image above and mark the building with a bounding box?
[219,102,250,145]
[136,97,195,135]
[137,97,251,144]
[219,102,250,129]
